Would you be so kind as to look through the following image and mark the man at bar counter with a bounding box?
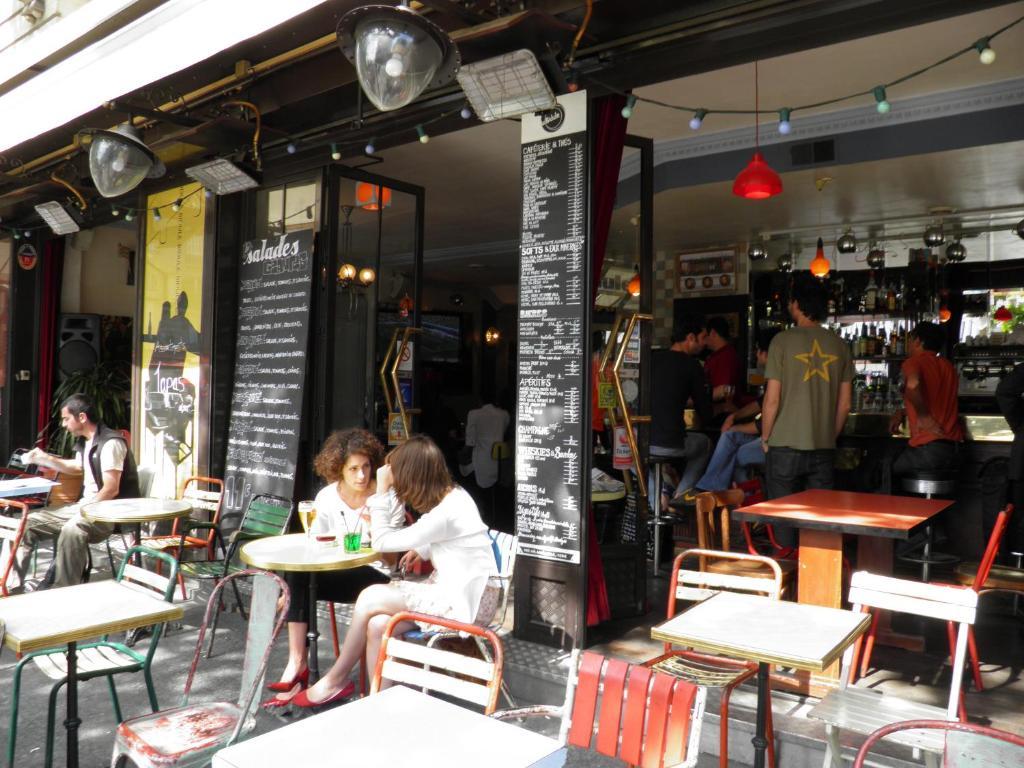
[760,274,853,547]
[887,322,963,489]
[703,316,746,418]
[649,316,714,512]
[16,393,141,589]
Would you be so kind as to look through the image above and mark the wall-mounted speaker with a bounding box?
[58,313,101,376]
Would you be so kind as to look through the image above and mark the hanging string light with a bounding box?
[688,109,706,131]
[777,108,792,135]
[732,61,782,200]
[620,94,638,119]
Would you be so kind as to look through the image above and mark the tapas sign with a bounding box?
[676,247,737,295]
[16,243,38,270]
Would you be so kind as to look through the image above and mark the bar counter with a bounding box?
[838,412,1012,559]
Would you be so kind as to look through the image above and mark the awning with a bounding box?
[0,0,333,154]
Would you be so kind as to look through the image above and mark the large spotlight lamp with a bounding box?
[84,124,165,198]
[336,3,459,112]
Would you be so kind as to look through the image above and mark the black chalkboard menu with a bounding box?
[223,230,314,518]
[515,91,589,564]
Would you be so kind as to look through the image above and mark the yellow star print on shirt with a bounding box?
[794,339,839,382]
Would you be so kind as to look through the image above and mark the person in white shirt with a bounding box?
[18,393,140,588]
[461,399,510,489]
[263,429,393,708]
[291,434,498,709]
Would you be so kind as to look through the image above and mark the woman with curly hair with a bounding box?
[264,428,394,707]
[290,434,499,709]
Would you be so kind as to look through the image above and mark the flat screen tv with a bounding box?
[377,311,462,363]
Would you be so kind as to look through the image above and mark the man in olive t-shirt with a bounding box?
[760,275,853,546]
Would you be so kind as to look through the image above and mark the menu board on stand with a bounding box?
[222,231,314,522]
[514,90,590,646]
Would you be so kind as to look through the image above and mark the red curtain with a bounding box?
[590,92,629,300]
[36,239,64,447]
[586,93,628,626]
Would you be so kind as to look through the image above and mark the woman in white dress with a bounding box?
[264,429,391,707]
[291,434,499,709]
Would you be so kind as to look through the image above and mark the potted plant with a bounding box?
[43,362,131,457]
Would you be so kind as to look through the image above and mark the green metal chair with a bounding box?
[177,493,292,656]
[6,546,179,768]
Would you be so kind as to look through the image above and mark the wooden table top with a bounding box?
[651,591,871,672]
[733,489,952,539]
[81,497,193,524]
[240,533,379,573]
[0,580,183,653]
[212,685,560,768]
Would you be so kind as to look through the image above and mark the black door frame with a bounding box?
[316,164,425,452]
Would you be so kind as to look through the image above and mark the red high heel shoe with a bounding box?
[290,681,355,709]
[266,667,309,693]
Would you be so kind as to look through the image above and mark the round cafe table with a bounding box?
[81,497,193,566]
[240,533,378,681]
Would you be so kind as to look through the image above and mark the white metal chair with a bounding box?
[372,610,505,715]
[809,571,978,768]
[494,650,707,768]
[404,529,517,705]
[110,570,289,768]
[0,500,29,596]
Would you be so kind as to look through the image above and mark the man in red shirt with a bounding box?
[889,322,963,483]
[703,316,744,417]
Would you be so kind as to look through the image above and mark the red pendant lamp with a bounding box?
[733,61,782,200]
[994,305,1012,323]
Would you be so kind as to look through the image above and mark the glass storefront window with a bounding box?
[253,180,319,239]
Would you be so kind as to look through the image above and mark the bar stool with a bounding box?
[648,454,686,576]
[898,472,960,581]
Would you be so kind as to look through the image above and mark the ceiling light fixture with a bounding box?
[185,157,259,195]
[336,3,459,113]
[866,248,886,269]
[777,108,792,135]
[84,123,165,198]
[355,182,391,211]
[994,305,1013,323]
[923,224,945,247]
[945,240,966,263]
[733,62,782,200]
[456,49,555,122]
[35,201,80,235]
[873,86,891,114]
[810,237,830,278]
[836,230,857,254]
[626,266,641,297]
[621,94,638,119]
[747,243,767,261]
[974,37,996,65]
[776,253,792,273]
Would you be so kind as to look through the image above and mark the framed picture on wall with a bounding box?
[676,247,737,296]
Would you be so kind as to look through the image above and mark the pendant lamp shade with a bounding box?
[337,4,459,113]
[87,124,163,198]
[809,237,831,278]
[733,152,782,200]
[994,305,1013,323]
[732,62,782,200]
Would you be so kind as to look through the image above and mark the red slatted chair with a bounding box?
[0,500,29,596]
[494,651,707,768]
[853,506,1010,708]
[142,476,225,599]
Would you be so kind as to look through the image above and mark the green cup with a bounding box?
[343,532,362,553]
